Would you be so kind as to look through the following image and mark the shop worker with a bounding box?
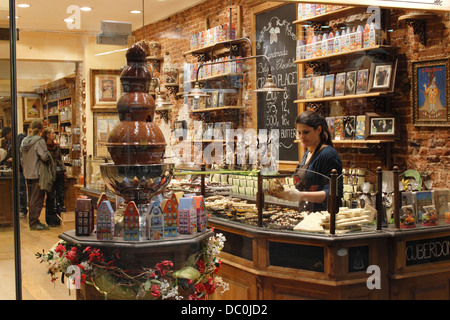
[269,110,343,212]
[20,119,51,230]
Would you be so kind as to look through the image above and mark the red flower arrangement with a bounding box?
[36,232,228,300]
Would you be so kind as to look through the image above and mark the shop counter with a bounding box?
[0,176,13,226]
[387,225,450,299]
[208,217,450,300]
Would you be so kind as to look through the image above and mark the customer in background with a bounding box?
[20,119,50,230]
[17,131,28,217]
[42,127,66,227]
[1,127,29,216]
[0,126,12,167]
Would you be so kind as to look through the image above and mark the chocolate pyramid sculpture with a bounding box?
[107,41,166,165]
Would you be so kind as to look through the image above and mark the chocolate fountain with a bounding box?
[100,41,173,234]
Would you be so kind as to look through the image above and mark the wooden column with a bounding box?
[376,166,383,231]
[393,166,400,230]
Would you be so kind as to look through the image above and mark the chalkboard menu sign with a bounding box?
[255,4,298,162]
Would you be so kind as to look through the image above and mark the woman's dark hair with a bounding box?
[42,127,53,140]
[296,110,333,148]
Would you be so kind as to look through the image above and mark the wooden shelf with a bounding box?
[332,139,394,144]
[146,56,164,61]
[184,38,249,56]
[294,91,392,104]
[294,45,397,64]
[190,106,243,113]
[294,139,394,144]
[192,140,228,143]
[293,6,359,24]
[188,72,244,84]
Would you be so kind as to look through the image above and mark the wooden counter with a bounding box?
[0,176,14,226]
[209,217,450,300]
[77,187,450,300]
[209,217,390,300]
[387,225,450,300]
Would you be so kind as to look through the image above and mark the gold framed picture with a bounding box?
[90,69,122,111]
[23,96,42,122]
[93,112,120,158]
[412,58,450,127]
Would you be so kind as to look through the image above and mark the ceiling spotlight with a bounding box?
[130,10,142,14]
[80,7,92,12]
[17,4,30,8]
[64,18,74,23]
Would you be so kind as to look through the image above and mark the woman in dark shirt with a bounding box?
[42,127,66,226]
[271,111,343,212]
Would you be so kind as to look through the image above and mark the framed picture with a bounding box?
[355,115,366,140]
[305,77,315,100]
[412,58,450,127]
[368,60,397,93]
[217,91,224,107]
[93,112,120,158]
[333,116,344,140]
[343,116,355,140]
[325,117,335,139]
[23,96,42,122]
[313,75,325,99]
[174,120,187,139]
[90,69,122,111]
[345,71,356,95]
[356,69,369,94]
[365,112,396,139]
[414,190,434,222]
[335,72,346,96]
[323,74,335,97]
[434,189,449,221]
[298,78,307,100]
[211,91,219,108]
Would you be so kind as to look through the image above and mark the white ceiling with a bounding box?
[1,0,206,32]
[0,0,207,99]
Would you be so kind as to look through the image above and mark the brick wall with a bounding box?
[389,10,450,188]
[135,1,450,188]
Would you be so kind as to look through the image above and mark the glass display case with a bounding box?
[84,155,109,193]
[166,166,450,237]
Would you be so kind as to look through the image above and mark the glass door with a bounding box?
[0,0,19,300]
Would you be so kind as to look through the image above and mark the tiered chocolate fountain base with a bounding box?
[58,41,214,300]
[100,41,172,237]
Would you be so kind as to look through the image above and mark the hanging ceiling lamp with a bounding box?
[253,73,287,93]
[155,92,172,109]
[186,82,210,98]
[153,78,172,110]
